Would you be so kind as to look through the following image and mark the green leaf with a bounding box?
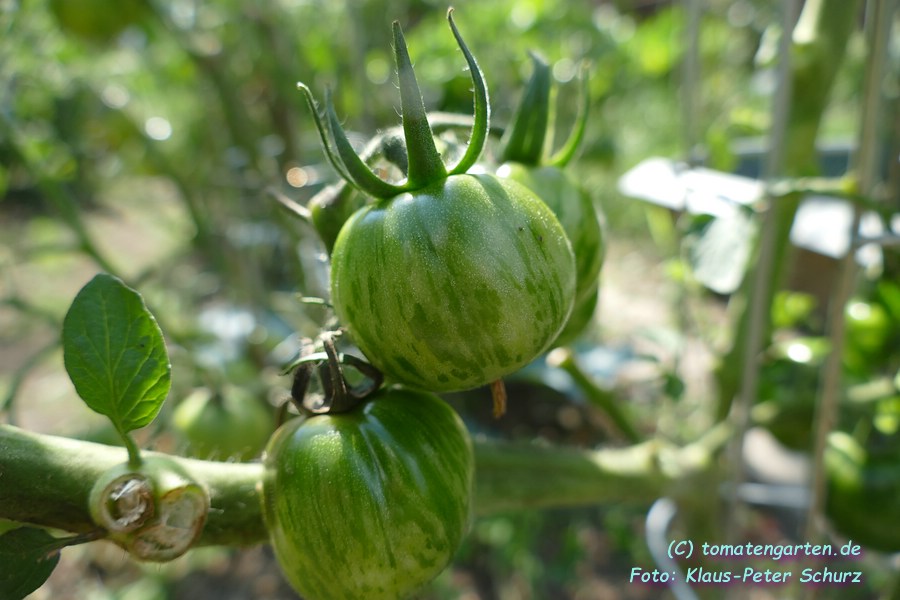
[62,274,170,434]
[0,527,62,600]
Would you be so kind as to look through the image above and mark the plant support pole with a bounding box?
[804,0,896,553]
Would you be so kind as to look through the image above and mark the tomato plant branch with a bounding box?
[0,425,266,547]
[548,347,642,443]
[0,422,729,549]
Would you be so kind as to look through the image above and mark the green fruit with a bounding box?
[825,432,900,552]
[330,173,576,392]
[494,52,604,345]
[300,15,575,392]
[552,281,599,348]
[498,163,604,305]
[171,387,273,461]
[309,183,367,254]
[262,388,474,600]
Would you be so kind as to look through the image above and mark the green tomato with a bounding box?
[262,388,474,600]
[171,387,273,461]
[330,173,576,392]
[309,183,367,254]
[497,163,604,305]
[825,432,900,552]
[552,281,599,348]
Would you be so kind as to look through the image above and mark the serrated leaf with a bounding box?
[62,273,170,433]
[0,527,62,600]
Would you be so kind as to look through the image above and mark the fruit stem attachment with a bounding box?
[287,337,383,415]
[298,11,490,199]
[490,379,508,418]
[498,51,551,166]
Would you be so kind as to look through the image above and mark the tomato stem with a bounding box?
[287,342,383,415]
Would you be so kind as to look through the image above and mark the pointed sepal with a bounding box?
[498,51,551,166]
[446,8,491,176]
[548,62,591,168]
[393,21,447,187]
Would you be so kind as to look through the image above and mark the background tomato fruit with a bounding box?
[497,163,604,307]
[262,388,474,600]
[171,386,273,461]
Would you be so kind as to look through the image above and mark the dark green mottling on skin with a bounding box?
[499,163,604,306]
[331,173,576,392]
[262,390,473,600]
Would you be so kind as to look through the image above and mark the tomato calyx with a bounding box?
[297,8,489,199]
[498,52,590,169]
[287,334,383,415]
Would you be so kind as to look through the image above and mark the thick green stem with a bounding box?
[549,347,642,443]
[0,424,726,550]
[0,425,265,547]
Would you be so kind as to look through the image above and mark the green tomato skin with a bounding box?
[330,173,576,392]
[171,387,273,462]
[552,281,598,348]
[310,184,367,254]
[497,163,605,305]
[262,389,474,600]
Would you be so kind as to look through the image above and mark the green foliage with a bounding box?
[0,527,62,600]
[62,274,170,461]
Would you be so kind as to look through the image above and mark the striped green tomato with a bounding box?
[497,163,604,306]
[330,173,576,392]
[262,388,474,600]
[552,281,599,348]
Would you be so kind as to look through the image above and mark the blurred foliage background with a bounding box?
[1,0,897,598]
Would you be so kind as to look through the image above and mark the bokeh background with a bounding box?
[2,0,898,598]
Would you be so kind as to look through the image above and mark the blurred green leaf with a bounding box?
[62,273,170,435]
[0,527,61,600]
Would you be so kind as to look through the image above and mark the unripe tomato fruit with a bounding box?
[262,388,474,599]
[171,386,273,461]
[330,174,576,392]
[497,163,604,306]
[553,281,599,348]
